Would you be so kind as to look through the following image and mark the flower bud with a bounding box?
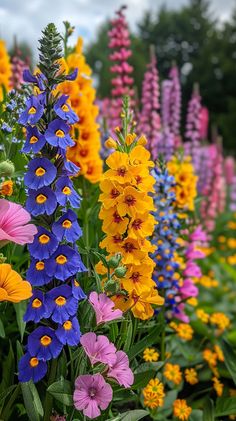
[107,253,122,269]
[137,135,147,146]
[0,253,6,263]
[114,266,127,278]
[126,133,136,145]
[104,279,119,295]
[0,160,15,177]
[105,137,117,149]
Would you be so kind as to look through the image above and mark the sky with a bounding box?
[0,0,235,59]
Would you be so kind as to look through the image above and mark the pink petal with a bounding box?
[83,400,101,419]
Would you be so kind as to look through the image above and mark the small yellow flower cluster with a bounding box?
[227,221,236,230]
[184,368,198,385]
[212,376,223,396]
[0,180,13,196]
[98,131,164,320]
[143,378,165,409]
[59,38,103,183]
[171,323,194,341]
[195,274,218,288]
[210,312,230,331]
[0,40,11,101]
[164,363,182,385]
[143,347,159,362]
[196,308,209,323]
[167,156,197,212]
[173,399,192,420]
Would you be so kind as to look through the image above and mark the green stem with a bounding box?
[1,384,20,420]
[43,359,57,421]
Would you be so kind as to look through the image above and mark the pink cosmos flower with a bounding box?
[73,373,113,419]
[89,291,123,325]
[108,350,134,388]
[0,199,37,246]
[80,332,117,366]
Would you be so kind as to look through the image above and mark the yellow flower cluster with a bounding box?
[171,322,194,341]
[210,312,230,331]
[167,156,197,212]
[0,40,11,101]
[143,348,159,362]
[173,399,192,420]
[164,363,182,385]
[143,378,165,409]
[98,133,164,320]
[59,38,103,183]
[195,274,218,288]
[212,376,223,396]
[185,368,198,385]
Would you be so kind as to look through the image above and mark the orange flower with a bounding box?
[0,263,32,303]
[0,180,13,196]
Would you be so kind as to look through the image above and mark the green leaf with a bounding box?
[119,409,149,420]
[0,318,5,338]
[0,385,16,407]
[47,379,73,406]
[215,397,236,417]
[189,409,203,421]
[0,342,15,392]
[221,340,236,385]
[14,300,27,341]
[21,381,44,421]
[132,370,156,389]
[128,323,163,360]
[203,399,214,421]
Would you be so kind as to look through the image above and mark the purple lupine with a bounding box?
[10,47,29,91]
[185,85,202,175]
[139,49,161,160]
[108,5,134,129]
[169,64,181,147]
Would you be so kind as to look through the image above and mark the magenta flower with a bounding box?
[184,261,202,278]
[179,279,198,299]
[108,350,134,388]
[73,373,113,419]
[0,199,37,246]
[80,332,117,366]
[89,291,123,325]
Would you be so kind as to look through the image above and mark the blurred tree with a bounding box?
[85,0,236,151]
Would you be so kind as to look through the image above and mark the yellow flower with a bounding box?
[106,151,133,184]
[121,263,156,292]
[128,213,156,239]
[187,297,198,306]
[99,206,129,235]
[210,312,230,331]
[173,399,192,420]
[125,133,136,145]
[117,186,154,217]
[105,137,117,149]
[143,378,165,409]
[212,376,223,396]
[99,179,123,209]
[143,348,159,362]
[0,40,11,101]
[176,324,193,341]
[0,264,32,303]
[185,368,198,385]
[164,363,182,385]
[214,344,224,362]
[196,308,209,323]
[126,287,164,320]
[202,349,217,367]
[0,180,13,196]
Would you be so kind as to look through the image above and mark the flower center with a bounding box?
[40,335,52,346]
[125,195,136,206]
[113,235,123,244]
[80,148,88,157]
[110,188,120,198]
[36,261,45,270]
[55,129,65,138]
[89,387,97,398]
[74,280,79,287]
[62,186,71,195]
[38,234,50,244]
[63,320,72,330]
[62,219,72,228]
[113,212,122,223]
[30,357,39,367]
[117,166,127,177]
[123,242,136,253]
[55,296,66,306]
[30,135,38,144]
[61,104,69,112]
[36,194,47,204]
[35,167,46,177]
[131,271,141,282]
[135,175,142,184]
[132,218,142,229]
[32,298,42,308]
[56,254,67,265]
[28,106,36,114]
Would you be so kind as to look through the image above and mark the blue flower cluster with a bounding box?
[18,68,87,383]
[152,165,180,312]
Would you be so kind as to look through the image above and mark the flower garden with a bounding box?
[0,6,236,421]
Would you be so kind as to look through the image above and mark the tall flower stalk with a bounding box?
[98,97,163,320]
[140,48,161,160]
[18,24,86,386]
